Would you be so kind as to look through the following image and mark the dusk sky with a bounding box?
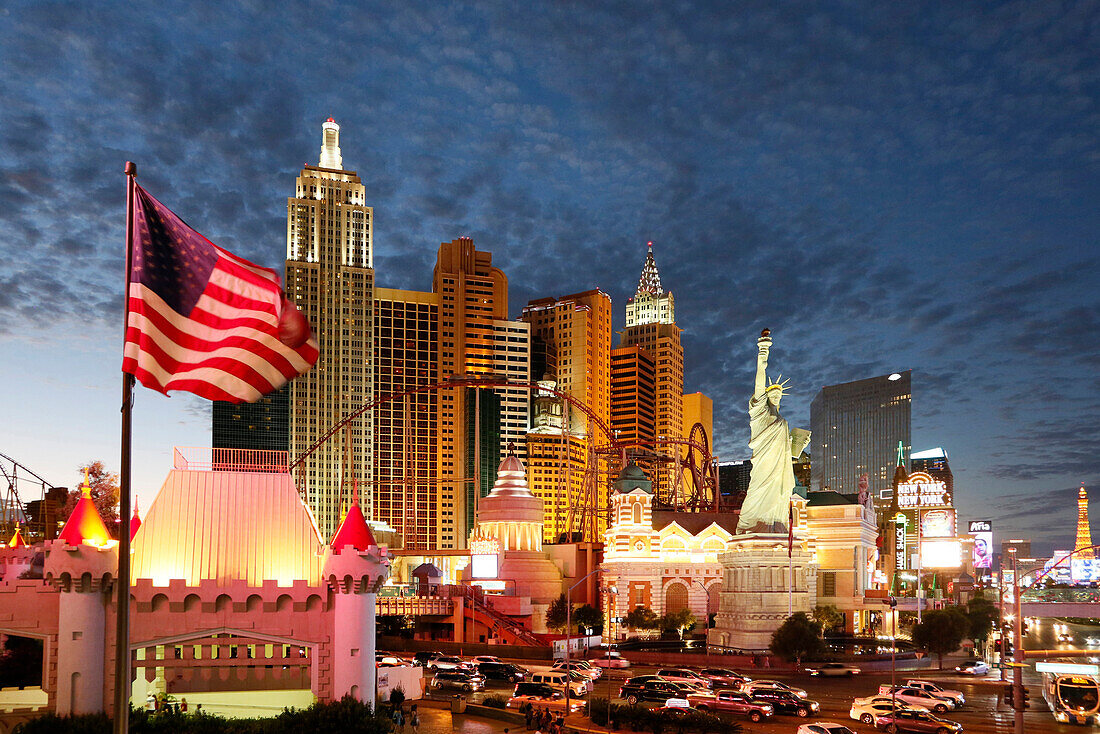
[1,2,1097,554]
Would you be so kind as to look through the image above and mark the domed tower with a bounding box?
[45,470,118,715]
[604,462,659,559]
[322,502,390,707]
[471,451,562,604]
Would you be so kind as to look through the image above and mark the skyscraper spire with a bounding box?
[1076,484,1094,558]
[319,118,342,169]
[635,241,664,297]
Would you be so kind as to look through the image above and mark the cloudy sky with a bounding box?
[1,1,1097,554]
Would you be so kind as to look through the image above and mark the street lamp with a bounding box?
[565,568,602,715]
[693,581,712,667]
[602,585,618,703]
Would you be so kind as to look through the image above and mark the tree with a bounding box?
[377,615,413,638]
[660,609,697,640]
[910,607,970,669]
[59,461,120,534]
[770,612,824,667]
[812,604,844,636]
[546,593,569,633]
[624,605,660,631]
[966,593,998,651]
[574,603,603,634]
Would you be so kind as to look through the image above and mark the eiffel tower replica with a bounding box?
[1076,483,1095,558]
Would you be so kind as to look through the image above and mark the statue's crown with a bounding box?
[765,375,791,394]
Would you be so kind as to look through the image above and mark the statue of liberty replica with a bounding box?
[737,328,811,534]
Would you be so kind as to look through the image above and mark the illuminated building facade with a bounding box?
[212,387,289,453]
[619,246,683,495]
[810,370,912,506]
[521,290,612,539]
[286,119,375,539]
[611,345,656,445]
[910,447,953,498]
[373,288,440,550]
[432,238,520,548]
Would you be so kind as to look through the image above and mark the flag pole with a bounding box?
[113,161,137,734]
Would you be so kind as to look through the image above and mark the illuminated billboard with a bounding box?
[921,539,961,568]
[968,520,992,569]
[920,508,956,538]
[469,537,500,579]
[896,471,951,508]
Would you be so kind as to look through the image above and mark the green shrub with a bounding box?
[481,694,508,709]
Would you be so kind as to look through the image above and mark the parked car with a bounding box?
[876,687,956,713]
[797,724,858,734]
[850,699,925,725]
[552,660,602,680]
[656,668,712,689]
[591,651,631,669]
[477,662,528,683]
[413,651,445,667]
[507,683,585,713]
[428,655,472,672]
[807,662,861,677]
[619,679,698,705]
[743,680,808,698]
[686,689,774,722]
[954,660,989,676]
[853,695,929,714]
[531,670,590,696]
[901,681,965,706]
[698,668,751,690]
[472,655,504,665]
[747,689,820,718]
[873,709,963,733]
[430,670,484,692]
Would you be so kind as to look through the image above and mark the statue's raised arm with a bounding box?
[736,328,809,535]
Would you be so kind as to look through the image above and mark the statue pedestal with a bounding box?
[708,532,817,652]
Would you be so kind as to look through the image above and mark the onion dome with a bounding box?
[614,461,653,494]
[330,503,376,554]
[57,470,112,547]
[8,527,26,548]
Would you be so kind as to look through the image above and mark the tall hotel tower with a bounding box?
[810,371,912,506]
[522,290,612,540]
[617,243,683,496]
[285,119,374,539]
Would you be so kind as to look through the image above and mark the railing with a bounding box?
[1021,587,1100,603]
[173,447,289,473]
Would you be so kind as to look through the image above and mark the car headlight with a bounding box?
[812,703,819,711]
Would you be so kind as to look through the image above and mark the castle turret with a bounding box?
[46,471,118,715]
[322,502,389,707]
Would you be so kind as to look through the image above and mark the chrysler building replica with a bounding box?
[286,119,375,538]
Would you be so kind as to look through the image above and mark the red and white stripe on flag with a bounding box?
[122,185,318,403]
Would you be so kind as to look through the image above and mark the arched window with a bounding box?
[632,502,642,524]
[707,583,723,615]
[665,583,689,614]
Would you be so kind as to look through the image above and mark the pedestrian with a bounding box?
[146,693,156,712]
[525,704,534,730]
[409,705,420,734]
[392,705,405,734]
[195,704,203,713]
[180,698,188,713]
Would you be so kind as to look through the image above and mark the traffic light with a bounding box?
[1004,685,1014,707]
[1022,686,1030,710]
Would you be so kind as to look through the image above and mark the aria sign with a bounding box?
[896,471,951,508]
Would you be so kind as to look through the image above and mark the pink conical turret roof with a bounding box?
[8,527,26,548]
[130,500,142,541]
[57,469,112,546]
[330,503,376,554]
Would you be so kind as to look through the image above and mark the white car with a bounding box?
[876,686,956,713]
[954,659,989,676]
[591,651,631,669]
[743,679,808,698]
[853,695,928,713]
[849,699,924,725]
[796,724,857,734]
[902,680,965,706]
[471,655,504,665]
[806,662,861,677]
[552,660,602,679]
[428,655,472,671]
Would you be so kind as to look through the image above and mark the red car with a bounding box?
[698,667,751,690]
[688,689,774,722]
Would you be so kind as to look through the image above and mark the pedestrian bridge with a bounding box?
[1017,588,1100,618]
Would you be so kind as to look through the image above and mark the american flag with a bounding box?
[122,184,318,403]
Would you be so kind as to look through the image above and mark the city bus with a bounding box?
[1041,670,1100,725]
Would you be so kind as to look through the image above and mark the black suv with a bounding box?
[514,682,559,698]
[478,662,528,683]
[619,679,695,705]
[747,689,820,717]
